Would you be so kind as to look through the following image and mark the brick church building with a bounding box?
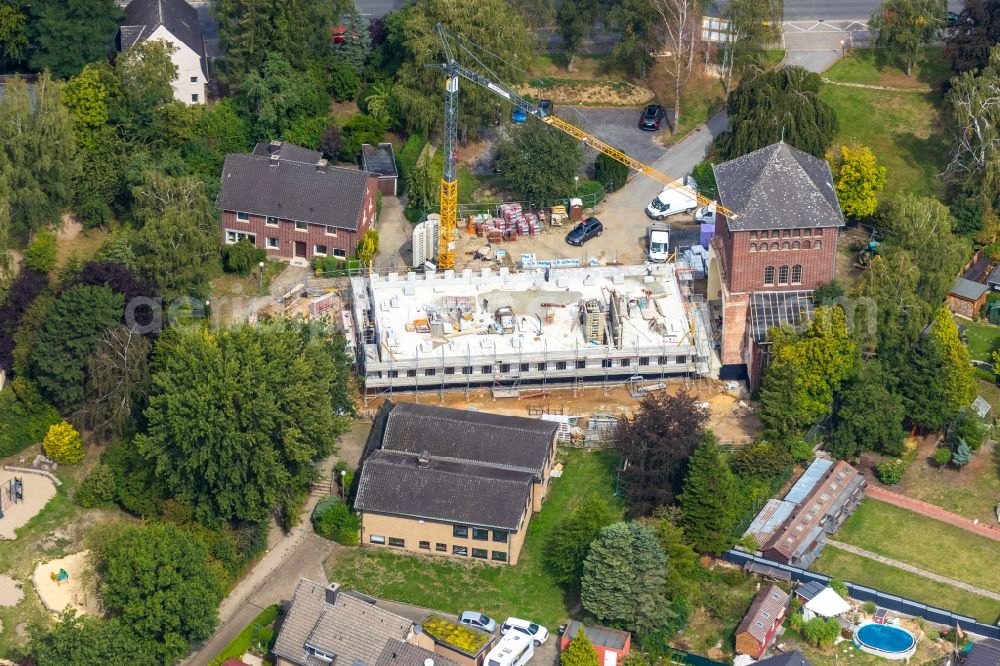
[707,142,845,386]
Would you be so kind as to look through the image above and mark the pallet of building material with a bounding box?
[583,413,619,447]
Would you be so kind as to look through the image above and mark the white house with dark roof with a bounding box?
[119,0,208,104]
[353,401,559,565]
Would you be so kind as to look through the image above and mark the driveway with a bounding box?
[560,107,668,167]
[374,196,413,272]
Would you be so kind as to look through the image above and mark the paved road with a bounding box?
[827,540,1000,602]
[563,107,668,166]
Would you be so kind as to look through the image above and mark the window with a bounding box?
[676,355,687,364]
[556,361,567,370]
[499,363,510,374]
[520,363,530,372]
[314,244,328,256]
[436,543,447,552]
[493,530,508,543]
[758,243,767,253]
[770,242,779,251]
[472,528,489,541]
[537,363,546,371]
[225,230,256,245]
[749,243,757,252]
[575,360,585,369]
[803,240,812,249]
[370,535,385,544]
[782,241,790,250]
[792,229,801,237]
[453,545,468,556]
[425,368,436,376]
[782,230,791,238]
[453,525,468,538]
[792,241,800,250]
[750,231,758,239]
[601,359,613,368]
[236,211,250,221]
[266,216,278,226]
[472,548,488,559]
[792,264,803,284]
[620,358,630,367]
[804,229,812,236]
[419,541,430,550]
[190,76,198,83]
[492,551,508,562]
[388,537,405,548]
[326,226,337,236]
[444,367,455,375]
[388,370,398,378]
[658,355,669,364]
[482,365,492,374]
[778,265,789,284]
[639,357,650,366]
[191,94,199,103]
[764,266,775,285]
[266,237,279,249]
[333,248,347,258]
[814,240,822,249]
[406,369,416,377]
[295,221,308,231]
[462,366,473,375]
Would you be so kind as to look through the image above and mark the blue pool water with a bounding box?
[855,623,916,654]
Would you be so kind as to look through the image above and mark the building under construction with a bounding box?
[348,263,715,399]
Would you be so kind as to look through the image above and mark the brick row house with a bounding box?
[706,142,845,386]
[215,141,378,263]
[353,401,559,566]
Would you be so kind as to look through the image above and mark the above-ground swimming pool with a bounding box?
[854,622,917,660]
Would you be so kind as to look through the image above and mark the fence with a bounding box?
[454,182,613,219]
[720,549,1000,638]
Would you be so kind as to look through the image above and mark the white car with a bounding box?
[501,617,549,645]
[695,204,717,224]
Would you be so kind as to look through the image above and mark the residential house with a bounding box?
[734,584,789,658]
[216,141,378,263]
[119,0,207,104]
[376,639,465,666]
[706,142,845,386]
[362,143,399,196]
[948,277,989,319]
[560,621,631,666]
[753,652,814,666]
[353,401,559,565]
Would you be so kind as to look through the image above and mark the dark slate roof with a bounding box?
[120,0,204,56]
[362,143,398,178]
[713,143,844,231]
[376,639,463,666]
[988,265,1000,286]
[354,451,533,530]
[381,402,558,476]
[252,140,323,165]
[755,651,814,666]
[964,639,1000,666]
[951,277,989,301]
[735,584,789,643]
[564,621,629,650]
[216,154,373,231]
[273,580,413,666]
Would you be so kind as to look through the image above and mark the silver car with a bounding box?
[459,611,497,633]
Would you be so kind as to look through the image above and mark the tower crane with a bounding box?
[432,24,734,270]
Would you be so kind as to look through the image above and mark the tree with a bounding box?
[511,0,556,28]
[595,154,630,191]
[338,114,387,162]
[64,63,116,149]
[115,40,178,140]
[360,80,395,126]
[0,267,47,372]
[801,617,841,648]
[618,390,708,515]
[945,0,1000,74]
[320,125,342,159]
[952,440,973,467]
[335,7,372,72]
[29,285,124,412]
[237,54,329,143]
[557,0,593,70]
[652,0,702,128]
[945,46,1000,205]
[23,230,58,273]
[93,522,222,662]
[136,324,354,527]
[561,630,600,666]
[356,229,380,265]
[0,0,28,71]
[827,144,887,219]
[829,360,907,460]
[581,521,673,637]
[691,161,717,200]
[83,326,151,439]
[133,206,219,298]
[871,0,947,76]
[0,73,77,243]
[724,0,784,87]
[222,239,266,275]
[28,612,153,666]
[712,66,838,160]
[495,121,584,206]
[42,421,84,463]
[607,0,658,78]
[758,306,857,439]
[543,493,620,590]
[678,433,740,554]
[27,0,122,79]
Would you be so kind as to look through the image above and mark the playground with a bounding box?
[0,470,55,540]
[31,551,100,616]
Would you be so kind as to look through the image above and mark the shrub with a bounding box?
[356,229,379,265]
[595,153,629,191]
[875,458,907,485]
[327,62,360,102]
[43,421,84,464]
[801,617,840,648]
[320,125,341,159]
[0,390,61,457]
[23,230,58,273]
[933,447,953,467]
[692,161,717,200]
[312,498,360,545]
[76,462,118,508]
[862,600,877,614]
[339,114,386,162]
[829,578,848,598]
[223,240,267,276]
[397,133,426,191]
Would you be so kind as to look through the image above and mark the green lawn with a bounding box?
[813,546,1000,623]
[964,321,1000,363]
[325,449,624,629]
[832,500,1000,595]
[823,47,951,90]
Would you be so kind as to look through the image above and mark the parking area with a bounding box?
[560,106,671,167]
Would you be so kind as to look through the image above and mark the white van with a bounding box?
[501,617,550,645]
[486,628,534,666]
[645,176,698,220]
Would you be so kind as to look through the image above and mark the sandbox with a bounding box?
[32,551,101,616]
[0,469,57,540]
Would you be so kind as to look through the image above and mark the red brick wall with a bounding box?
[220,176,378,261]
[721,291,749,366]
[716,216,839,293]
[947,293,985,319]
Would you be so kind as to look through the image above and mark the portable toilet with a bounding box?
[569,198,584,221]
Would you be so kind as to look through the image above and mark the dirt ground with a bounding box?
[0,576,23,607]
[31,551,101,616]
[0,471,57,540]
[359,378,761,444]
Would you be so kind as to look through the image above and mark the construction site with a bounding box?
[348,262,717,400]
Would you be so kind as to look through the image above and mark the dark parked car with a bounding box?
[565,217,603,246]
[639,104,665,131]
